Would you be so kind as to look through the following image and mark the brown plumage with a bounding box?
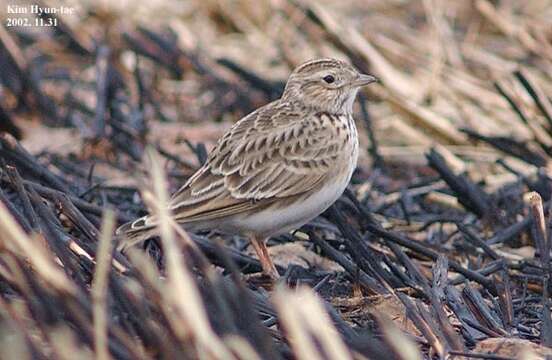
[117,58,377,279]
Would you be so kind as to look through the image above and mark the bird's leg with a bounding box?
[250,235,279,279]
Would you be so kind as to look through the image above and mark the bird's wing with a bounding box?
[122,100,347,233]
[167,100,346,223]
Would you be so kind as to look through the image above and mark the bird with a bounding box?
[117,58,378,279]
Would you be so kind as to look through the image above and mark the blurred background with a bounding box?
[2,0,551,187]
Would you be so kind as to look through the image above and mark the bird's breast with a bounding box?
[337,114,359,177]
[226,114,359,238]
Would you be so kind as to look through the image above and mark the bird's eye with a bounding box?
[323,75,335,84]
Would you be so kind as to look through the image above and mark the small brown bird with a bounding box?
[117,58,377,279]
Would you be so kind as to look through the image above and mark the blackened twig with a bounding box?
[462,128,547,168]
[426,148,490,217]
[359,93,383,168]
[0,133,72,194]
[93,46,110,139]
[308,230,386,294]
[363,221,496,291]
[457,223,500,260]
[217,58,285,100]
[514,70,552,129]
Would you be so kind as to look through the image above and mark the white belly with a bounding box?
[233,172,351,237]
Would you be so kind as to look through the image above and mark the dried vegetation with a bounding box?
[1,0,552,359]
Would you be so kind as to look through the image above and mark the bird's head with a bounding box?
[282,58,377,114]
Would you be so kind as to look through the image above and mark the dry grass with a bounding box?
[1,1,552,359]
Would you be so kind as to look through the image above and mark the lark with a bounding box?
[117,58,377,279]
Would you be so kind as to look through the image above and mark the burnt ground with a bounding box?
[1,1,552,359]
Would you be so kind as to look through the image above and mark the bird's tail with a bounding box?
[115,215,158,252]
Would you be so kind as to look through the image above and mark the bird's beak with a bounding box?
[354,74,378,87]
